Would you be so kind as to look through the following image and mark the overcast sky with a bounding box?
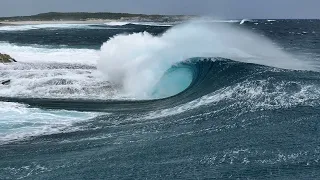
[1,0,320,19]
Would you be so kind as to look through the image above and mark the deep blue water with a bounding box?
[1,20,320,179]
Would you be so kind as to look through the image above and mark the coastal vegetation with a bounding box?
[0,12,191,22]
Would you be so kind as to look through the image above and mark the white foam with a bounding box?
[0,23,109,31]
[0,42,119,99]
[104,21,173,27]
[0,68,115,99]
[214,20,240,23]
[0,42,98,65]
[104,21,131,26]
[0,42,110,142]
[143,80,320,119]
[0,102,100,144]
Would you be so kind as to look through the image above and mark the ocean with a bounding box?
[1,19,320,179]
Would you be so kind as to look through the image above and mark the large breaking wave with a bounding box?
[98,21,312,98]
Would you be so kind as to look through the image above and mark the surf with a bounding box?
[98,21,312,99]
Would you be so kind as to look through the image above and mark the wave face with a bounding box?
[1,20,320,179]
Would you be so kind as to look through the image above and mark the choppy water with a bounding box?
[1,19,320,179]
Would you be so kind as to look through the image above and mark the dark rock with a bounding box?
[0,53,17,63]
[1,79,10,85]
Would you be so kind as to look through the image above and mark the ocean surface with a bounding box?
[1,19,320,179]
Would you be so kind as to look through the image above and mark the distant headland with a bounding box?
[0,12,193,22]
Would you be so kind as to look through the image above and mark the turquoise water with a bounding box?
[152,65,193,98]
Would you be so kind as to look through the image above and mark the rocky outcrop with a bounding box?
[1,79,10,85]
[0,53,17,63]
